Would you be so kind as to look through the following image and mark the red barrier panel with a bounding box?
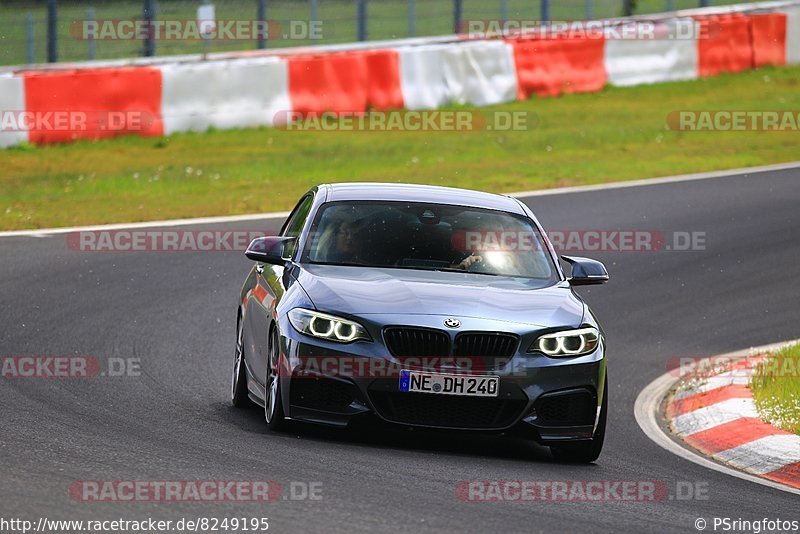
[507,36,606,99]
[750,12,787,67]
[364,50,405,111]
[696,14,754,77]
[288,49,403,115]
[23,67,163,145]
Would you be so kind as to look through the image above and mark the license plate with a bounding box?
[398,369,499,397]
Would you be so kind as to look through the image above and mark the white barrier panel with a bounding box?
[398,45,452,109]
[784,6,800,64]
[442,41,518,107]
[604,19,699,86]
[0,75,28,148]
[160,57,290,135]
[399,41,518,109]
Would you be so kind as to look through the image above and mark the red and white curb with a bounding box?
[667,355,800,489]
[635,341,800,496]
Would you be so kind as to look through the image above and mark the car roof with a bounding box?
[321,183,526,215]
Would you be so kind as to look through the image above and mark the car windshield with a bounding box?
[302,201,558,281]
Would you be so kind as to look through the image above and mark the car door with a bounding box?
[247,194,315,389]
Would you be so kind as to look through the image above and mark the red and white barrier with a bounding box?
[161,57,290,134]
[604,19,698,86]
[2,1,800,148]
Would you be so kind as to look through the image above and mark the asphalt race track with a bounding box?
[2,169,798,532]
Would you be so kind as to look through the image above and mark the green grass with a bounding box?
[1,64,800,230]
[0,0,759,66]
[752,344,800,436]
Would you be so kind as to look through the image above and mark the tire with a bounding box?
[231,314,253,408]
[549,375,608,464]
[264,327,287,431]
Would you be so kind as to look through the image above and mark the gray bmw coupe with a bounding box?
[232,183,609,462]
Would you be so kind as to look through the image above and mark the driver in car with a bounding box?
[323,219,366,264]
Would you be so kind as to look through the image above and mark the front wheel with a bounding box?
[549,375,607,464]
[231,315,253,408]
[264,327,287,431]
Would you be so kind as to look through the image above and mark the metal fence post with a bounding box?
[311,0,318,26]
[202,0,211,58]
[357,0,367,41]
[699,0,710,6]
[47,0,57,63]
[667,0,674,11]
[453,0,462,33]
[143,0,156,57]
[26,13,35,64]
[86,8,96,60]
[408,0,415,37]
[622,0,633,16]
[585,0,593,20]
[309,0,318,42]
[540,0,550,23]
[500,0,508,23]
[257,0,267,49]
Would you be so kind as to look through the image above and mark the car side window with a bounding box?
[281,195,314,257]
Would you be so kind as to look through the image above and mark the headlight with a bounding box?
[529,327,600,357]
[288,308,371,343]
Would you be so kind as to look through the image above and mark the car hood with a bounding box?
[294,265,585,328]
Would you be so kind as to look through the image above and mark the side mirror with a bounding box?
[245,236,296,265]
[562,255,609,286]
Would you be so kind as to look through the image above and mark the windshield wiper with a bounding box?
[427,267,503,277]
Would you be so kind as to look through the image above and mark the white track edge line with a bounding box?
[2,160,799,238]
[0,211,292,238]
[634,339,800,496]
[503,161,800,198]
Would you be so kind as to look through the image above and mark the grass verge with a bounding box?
[752,343,800,436]
[1,64,800,230]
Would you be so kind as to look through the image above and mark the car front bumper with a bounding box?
[276,314,606,444]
